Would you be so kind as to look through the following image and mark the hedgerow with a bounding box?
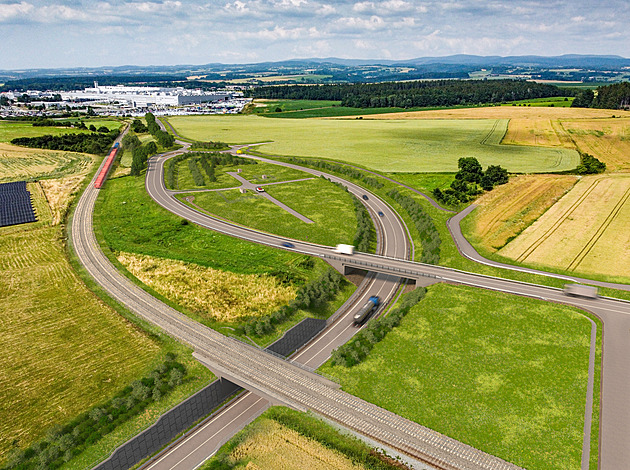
[330,287,426,367]
[244,268,344,337]
[288,157,384,190]
[387,189,440,264]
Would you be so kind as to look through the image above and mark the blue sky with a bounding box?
[1,0,629,69]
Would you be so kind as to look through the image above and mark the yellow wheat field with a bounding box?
[117,252,296,322]
[229,419,366,470]
[499,174,630,279]
[39,174,86,225]
[561,118,630,172]
[468,174,578,252]
[352,106,630,121]
[0,143,92,182]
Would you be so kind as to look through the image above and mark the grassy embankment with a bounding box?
[165,115,579,173]
[0,141,213,468]
[202,407,409,470]
[321,283,601,470]
[94,173,356,345]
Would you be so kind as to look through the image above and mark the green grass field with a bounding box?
[0,119,121,143]
[167,159,316,191]
[320,283,600,470]
[167,115,579,173]
[502,96,575,107]
[179,177,357,246]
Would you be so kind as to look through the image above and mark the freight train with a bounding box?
[94,142,120,189]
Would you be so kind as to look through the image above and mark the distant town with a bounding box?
[0,82,251,118]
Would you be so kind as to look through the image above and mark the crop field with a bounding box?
[464,174,578,252]
[209,417,366,470]
[203,407,405,470]
[0,119,121,143]
[178,177,357,246]
[356,105,630,121]
[321,283,601,470]
[499,174,630,280]
[168,115,579,173]
[118,252,297,323]
[561,118,630,172]
[0,142,92,183]
[0,192,162,457]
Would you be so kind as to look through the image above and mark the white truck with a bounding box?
[333,244,355,255]
[564,284,598,299]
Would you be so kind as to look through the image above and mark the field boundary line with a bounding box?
[515,178,601,262]
[567,185,630,271]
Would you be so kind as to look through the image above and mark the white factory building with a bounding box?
[60,82,234,108]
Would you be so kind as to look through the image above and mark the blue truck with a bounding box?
[353,296,380,324]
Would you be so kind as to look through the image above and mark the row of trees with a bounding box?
[11,130,118,155]
[243,268,344,337]
[2,354,186,470]
[145,112,175,148]
[387,189,441,264]
[250,80,567,108]
[287,157,384,190]
[571,82,630,109]
[432,157,508,206]
[330,287,427,367]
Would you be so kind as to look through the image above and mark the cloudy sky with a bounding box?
[1,0,629,69]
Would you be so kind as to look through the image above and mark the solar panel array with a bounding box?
[0,181,38,227]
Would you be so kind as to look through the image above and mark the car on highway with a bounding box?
[255,186,265,193]
[378,211,384,217]
[362,194,369,200]
[281,242,295,248]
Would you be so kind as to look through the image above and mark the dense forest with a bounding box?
[247,79,568,108]
[571,82,630,109]
[12,130,119,155]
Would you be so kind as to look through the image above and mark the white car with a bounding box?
[255,186,265,193]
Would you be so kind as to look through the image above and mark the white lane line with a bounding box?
[143,392,254,470]
[165,397,265,470]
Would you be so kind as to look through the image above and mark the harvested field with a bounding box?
[467,174,578,252]
[39,173,87,225]
[0,222,160,457]
[357,106,630,121]
[224,418,366,470]
[117,252,297,322]
[0,142,92,183]
[499,174,630,279]
[561,118,630,172]
[502,118,573,148]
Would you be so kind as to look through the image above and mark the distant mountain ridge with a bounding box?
[2,54,629,79]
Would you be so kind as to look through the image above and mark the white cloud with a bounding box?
[335,15,385,31]
[0,1,34,22]
[381,0,413,12]
[353,2,374,13]
[316,4,336,15]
